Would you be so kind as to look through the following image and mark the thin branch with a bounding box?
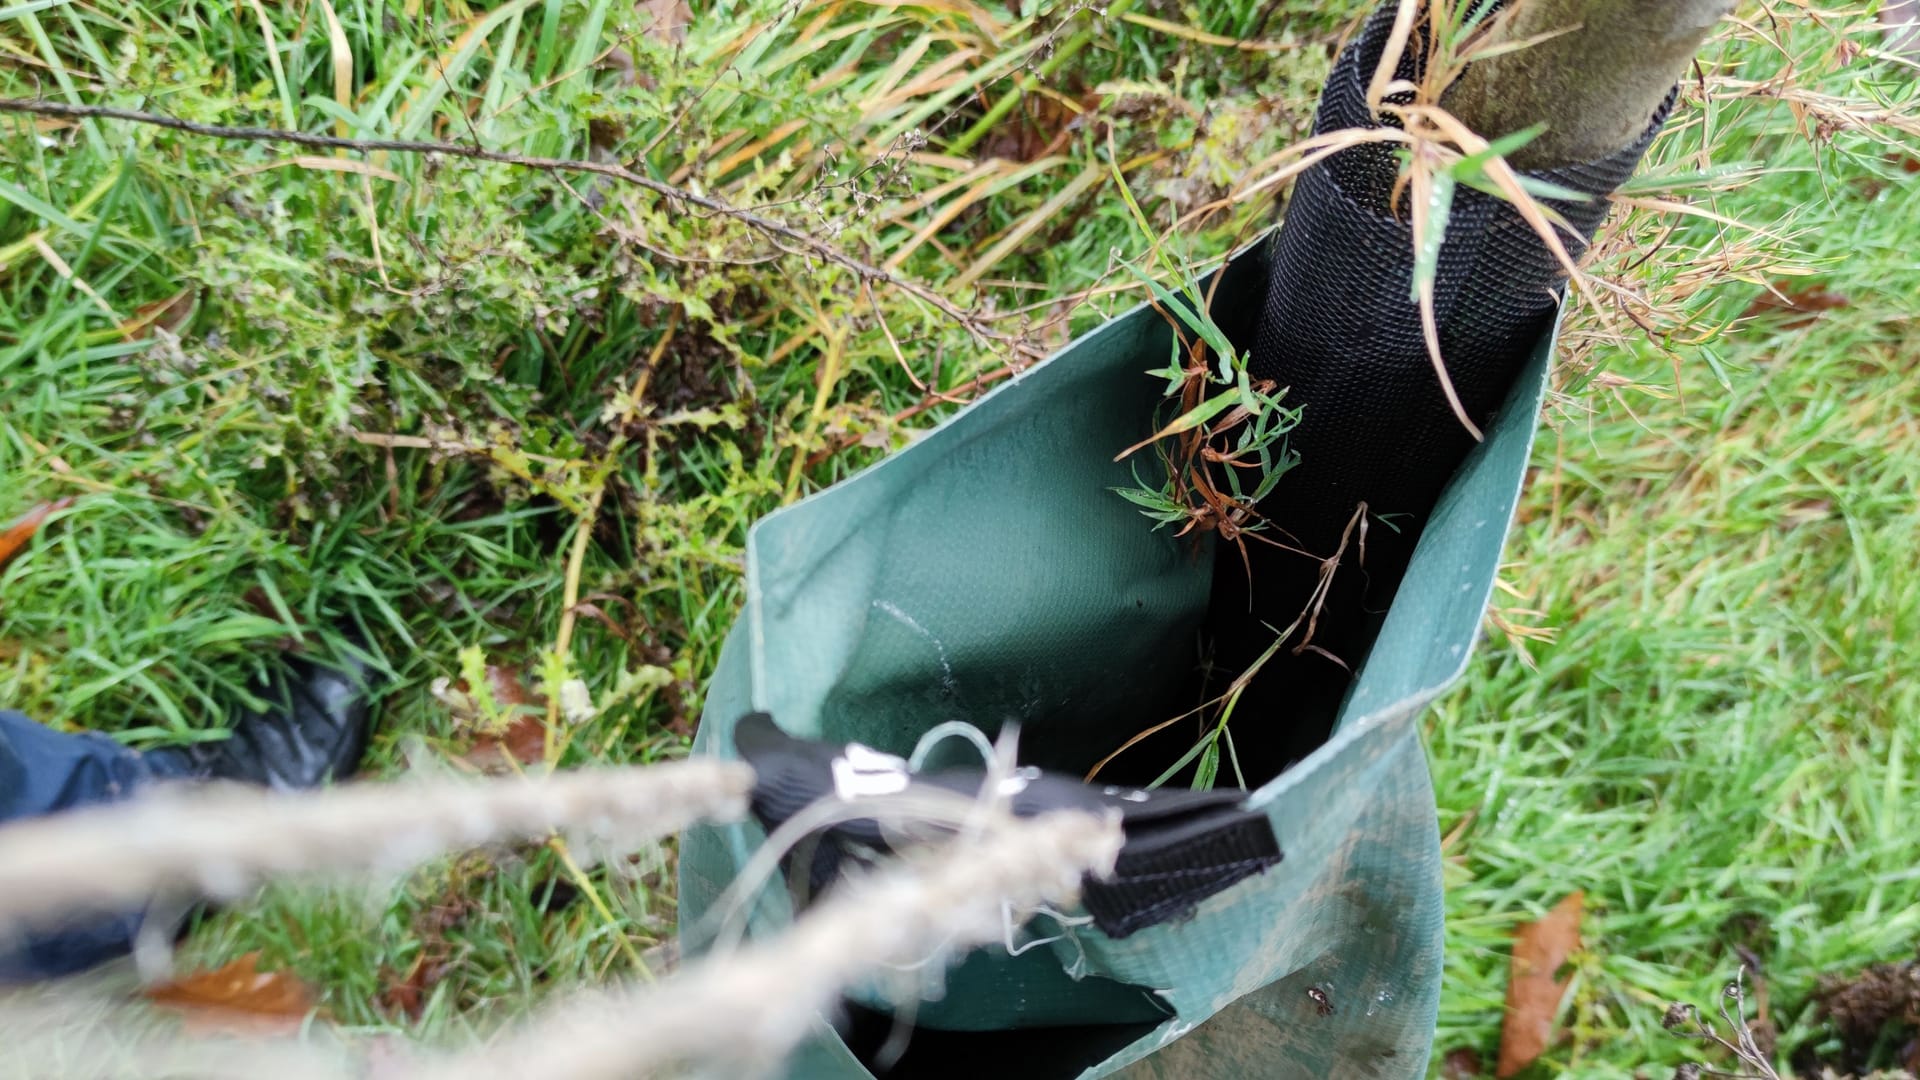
[0,97,1042,361]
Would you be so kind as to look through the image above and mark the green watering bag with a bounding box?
[675,2,1669,1070]
[675,238,1554,1078]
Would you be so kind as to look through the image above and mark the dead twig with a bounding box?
[1660,966,1781,1079]
[0,97,1042,362]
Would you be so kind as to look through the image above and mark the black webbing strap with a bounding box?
[732,713,1282,940]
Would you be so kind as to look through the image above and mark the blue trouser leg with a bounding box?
[0,709,184,982]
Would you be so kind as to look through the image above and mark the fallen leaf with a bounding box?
[433,664,539,721]
[377,882,484,1019]
[1742,280,1851,328]
[435,665,550,768]
[640,0,691,45]
[116,289,195,341]
[469,714,548,768]
[379,962,424,1018]
[1497,891,1584,1078]
[144,952,320,1035]
[0,498,74,573]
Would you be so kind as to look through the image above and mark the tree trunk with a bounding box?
[1886,0,1920,60]
[1441,0,1735,170]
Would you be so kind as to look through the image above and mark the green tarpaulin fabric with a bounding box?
[678,238,1553,1078]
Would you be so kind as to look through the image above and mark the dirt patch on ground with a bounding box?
[1794,949,1920,1078]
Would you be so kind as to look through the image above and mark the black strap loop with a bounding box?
[732,713,1282,939]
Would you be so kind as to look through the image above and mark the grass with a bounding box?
[2,0,1917,1074]
[1434,143,1920,1074]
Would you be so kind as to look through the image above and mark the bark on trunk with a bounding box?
[1441,0,1735,170]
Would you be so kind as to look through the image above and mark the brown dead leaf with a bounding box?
[469,714,548,768]
[116,289,195,341]
[1497,891,1584,1078]
[144,952,321,1035]
[0,498,74,573]
[377,876,485,1019]
[641,0,691,45]
[434,664,539,721]
[1742,280,1851,328]
[379,956,430,1020]
[436,665,549,768]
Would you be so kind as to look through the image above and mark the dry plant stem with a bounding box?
[418,811,1124,1080]
[1661,966,1780,1079]
[0,760,753,932]
[1707,76,1920,140]
[1442,0,1736,170]
[347,430,583,467]
[801,361,1020,469]
[0,97,1042,362]
[1085,500,1365,782]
